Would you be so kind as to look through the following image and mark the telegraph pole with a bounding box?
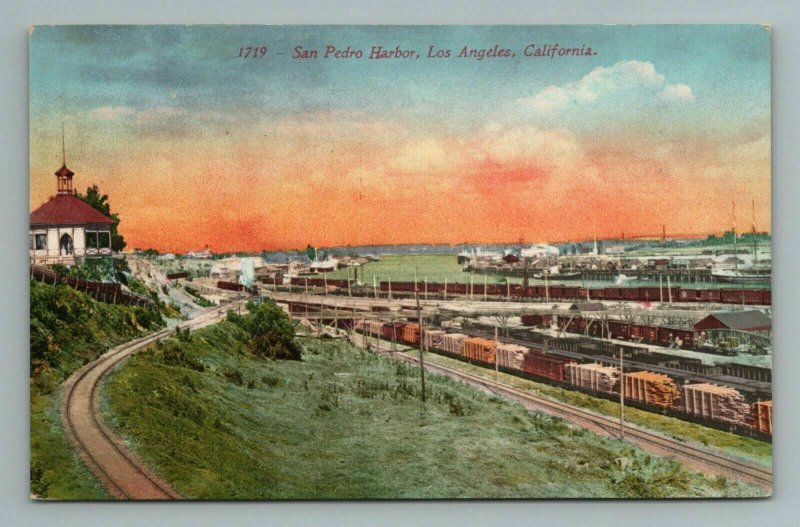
[416,291,426,402]
[494,325,500,388]
[619,347,625,439]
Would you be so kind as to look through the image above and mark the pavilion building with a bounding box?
[29,152,115,266]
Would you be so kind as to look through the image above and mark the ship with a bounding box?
[310,257,339,273]
[711,267,772,283]
[711,201,772,283]
[534,265,581,280]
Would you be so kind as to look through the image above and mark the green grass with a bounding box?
[102,323,764,498]
[403,347,772,467]
[326,254,483,285]
[30,389,110,500]
[29,280,167,499]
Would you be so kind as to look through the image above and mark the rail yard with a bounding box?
[258,268,773,443]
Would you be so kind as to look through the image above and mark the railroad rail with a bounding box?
[458,326,771,395]
[61,301,245,499]
[348,333,773,490]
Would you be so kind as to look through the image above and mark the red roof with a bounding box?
[30,194,115,226]
[55,164,74,178]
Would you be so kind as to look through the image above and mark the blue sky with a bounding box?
[29,25,771,250]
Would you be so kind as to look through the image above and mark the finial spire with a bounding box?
[62,121,66,165]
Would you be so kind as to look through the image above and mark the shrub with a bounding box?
[231,301,301,361]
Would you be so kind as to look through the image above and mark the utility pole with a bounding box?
[619,347,625,439]
[416,292,427,402]
[495,325,499,388]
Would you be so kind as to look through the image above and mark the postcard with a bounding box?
[29,25,771,500]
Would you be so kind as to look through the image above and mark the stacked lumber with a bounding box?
[355,320,384,337]
[423,330,446,350]
[402,323,421,345]
[497,343,528,371]
[623,371,680,408]
[440,333,467,356]
[751,400,773,434]
[682,383,751,426]
[565,363,619,394]
[463,337,497,364]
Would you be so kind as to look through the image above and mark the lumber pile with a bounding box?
[440,333,467,356]
[565,363,619,394]
[750,400,773,434]
[682,383,751,426]
[402,323,420,345]
[355,320,384,337]
[463,337,497,363]
[497,343,528,371]
[423,330,446,350]
[623,371,680,408]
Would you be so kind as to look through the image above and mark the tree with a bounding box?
[229,300,301,360]
[77,185,127,252]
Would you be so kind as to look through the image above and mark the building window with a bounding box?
[86,231,98,249]
[35,234,46,250]
[99,232,110,249]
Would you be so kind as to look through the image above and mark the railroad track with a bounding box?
[348,333,773,490]
[61,301,245,500]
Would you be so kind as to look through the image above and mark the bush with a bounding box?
[229,301,301,361]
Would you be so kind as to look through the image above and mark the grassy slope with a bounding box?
[29,280,166,500]
[402,347,772,466]
[30,388,110,500]
[102,323,763,499]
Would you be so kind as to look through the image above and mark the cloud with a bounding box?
[90,106,136,120]
[135,106,187,122]
[89,105,187,123]
[659,84,695,103]
[518,61,693,115]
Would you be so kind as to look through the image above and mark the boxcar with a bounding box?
[604,288,622,300]
[622,288,639,301]
[588,288,605,300]
[521,351,575,382]
[608,320,631,339]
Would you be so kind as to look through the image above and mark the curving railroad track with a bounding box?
[349,333,773,491]
[61,301,245,500]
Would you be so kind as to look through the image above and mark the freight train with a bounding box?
[354,320,773,438]
[520,313,697,350]
[216,280,258,295]
[288,277,771,305]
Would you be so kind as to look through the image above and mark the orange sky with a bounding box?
[29,26,771,253]
[29,116,771,253]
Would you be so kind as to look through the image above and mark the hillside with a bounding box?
[30,279,166,499]
[102,320,762,499]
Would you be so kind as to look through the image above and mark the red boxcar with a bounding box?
[217,281,245,292]
[589,288,605,300]
[608,320,631,339]
[604,288,622,300]
[521,351,575,382]
[521,314,544,326]
[561,287,580,299]
[622,288,639,301]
